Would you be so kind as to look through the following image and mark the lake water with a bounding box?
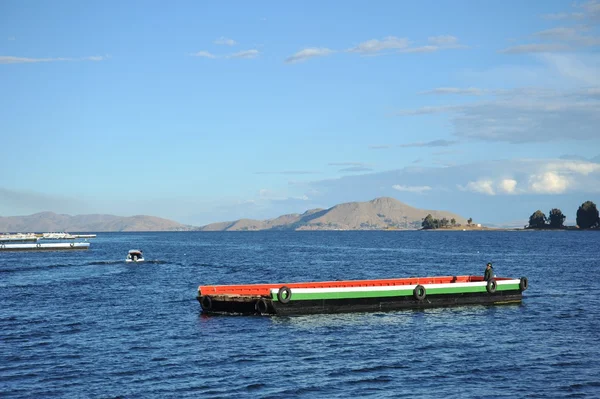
[1,231,600,398]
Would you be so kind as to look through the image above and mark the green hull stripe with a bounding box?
[272,283,521,301]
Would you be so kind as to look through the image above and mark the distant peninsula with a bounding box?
[0,197,467,232]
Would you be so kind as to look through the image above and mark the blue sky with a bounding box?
[1,0,599,226]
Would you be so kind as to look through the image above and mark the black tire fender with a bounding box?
[413,284,426,301]
[486,279,497,294]
[255,298,269,314]
[200,295,213,310]
[36,243,41,248]
[519,277,528,291]
[277,286,292,304]
[70,243,75,248]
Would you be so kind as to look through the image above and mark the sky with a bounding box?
[1,0,599,227]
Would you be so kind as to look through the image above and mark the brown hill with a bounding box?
[0,212,194,232]
[199,197,466,231]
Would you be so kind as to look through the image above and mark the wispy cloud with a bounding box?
[369,144,394,150]
[0,55,108,64]
[214,37,237,46]
[328,162,365,166]
[420,87,485,96]
[392,184,432,193]
[541,0,600,21]
[286,35,466,63]
[397,77,600,143]
[228,49,259,59]
[285,48,334,64]
[347,36,409,54]
[190,49,259,59]
[347,35,466,55]
[398,140,458,148]
[339,166,373,173]
[428,35,462,47]
[500,43,570,54]
[504,2,600,54]
[84,55,109,61]
[190,51,217,58]
[255,170,320,175]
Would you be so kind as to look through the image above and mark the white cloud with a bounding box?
[529,172,570,193]
[544,161,600,175]
[214,37,237,46]
[498,179,518,194]
[460,179,496,195]
[347,36,409,54]
[392,184,432,193]
[285,48,334,64]
[190,51,217,59]
[228,49,259,59]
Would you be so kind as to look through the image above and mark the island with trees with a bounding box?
[526,200,599,230]
[421,200,599,231]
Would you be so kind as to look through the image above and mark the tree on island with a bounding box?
[528,210,547,229]
[451,218,456,226]
[576,201,600,229]
[422,214,437,229]
[548,208,566,229]
[467,218,472,226]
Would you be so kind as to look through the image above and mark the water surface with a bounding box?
[1,231,599,398]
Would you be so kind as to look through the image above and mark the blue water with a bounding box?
[1,231,600,398]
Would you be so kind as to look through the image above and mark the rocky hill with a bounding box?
[199,197,467,231]
[0,212,194,232]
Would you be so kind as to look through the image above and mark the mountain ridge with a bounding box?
[1,197,468,232]
[0,212,194,232]
[199,197,467,231]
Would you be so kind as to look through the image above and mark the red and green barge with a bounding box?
[197,275,528,315]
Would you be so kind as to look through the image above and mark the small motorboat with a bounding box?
[126,249,144,263]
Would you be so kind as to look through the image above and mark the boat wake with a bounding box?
[87,261,126,266]
[0,263,78,274]
[88,260,168,265]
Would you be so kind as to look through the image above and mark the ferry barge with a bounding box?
[0,242,90,251]
[197,275,528,316]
